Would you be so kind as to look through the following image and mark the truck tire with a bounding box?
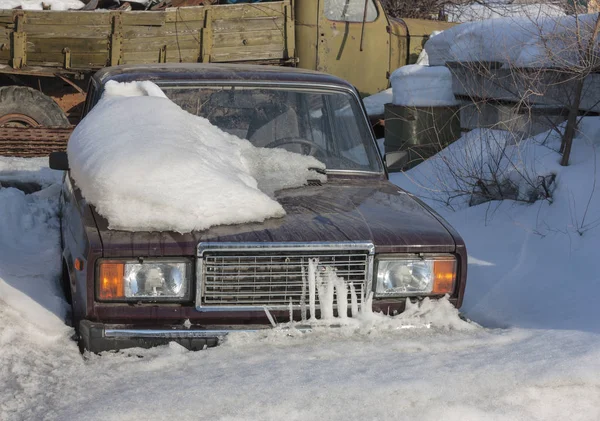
[0,86,70,127]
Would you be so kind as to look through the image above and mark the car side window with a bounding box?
[324,0,378,22]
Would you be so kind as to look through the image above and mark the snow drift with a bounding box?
[67,80,325,233]
[393,117,600,332]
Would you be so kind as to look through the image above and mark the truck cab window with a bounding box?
[325,0,378,22]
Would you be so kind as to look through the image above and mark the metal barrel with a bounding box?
[384,103,460,171]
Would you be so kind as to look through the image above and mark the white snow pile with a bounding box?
[0,0,84,10]
[68,80,326,233]
[390,64,457,107]
[0,159,68,334]
[398,128,557,209]
[445,2,565,23]
[426,13,600,68]
[392,116,600,332]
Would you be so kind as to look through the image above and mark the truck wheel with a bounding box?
[0,86,70,127]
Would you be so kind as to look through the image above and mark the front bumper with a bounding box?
[79,320,310,353]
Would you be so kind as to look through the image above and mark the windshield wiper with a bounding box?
[309,167,327,175]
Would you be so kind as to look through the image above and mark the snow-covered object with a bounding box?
[0,0,83,10]
[67,81,325,233]
[362,88,392,117]
[445,3,565,23]
[390,65,457,107]
[426,13,600,68]
[415,30,443,66]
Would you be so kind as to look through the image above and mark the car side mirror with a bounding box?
[49,151,69,171]
[384,151,408,173]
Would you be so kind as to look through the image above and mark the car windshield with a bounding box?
[157,84,383,173]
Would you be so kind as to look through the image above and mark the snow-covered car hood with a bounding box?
[92,178,457,257]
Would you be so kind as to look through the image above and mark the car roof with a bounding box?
[93,63,355,90]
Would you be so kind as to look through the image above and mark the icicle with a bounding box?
[300,265,307,322]
[317,269,335,320]
[308,258,318,321]
[263,306,276,327]
[349,282,358,317]
[335,277,348,320]
[361,291,373,316]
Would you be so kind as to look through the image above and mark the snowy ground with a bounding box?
[2,116,600,419]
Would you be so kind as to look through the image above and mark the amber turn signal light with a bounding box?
[432,259,457,294]
[98,262,125,300]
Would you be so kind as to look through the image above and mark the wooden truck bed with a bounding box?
[0,1,295,75]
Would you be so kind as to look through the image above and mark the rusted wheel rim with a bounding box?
[0,113,40,128]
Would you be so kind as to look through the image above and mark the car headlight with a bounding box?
[97,258,192,302]
[375,255,456,297]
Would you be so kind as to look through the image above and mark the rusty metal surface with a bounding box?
[0,113,40,127]
[0,126,73,156]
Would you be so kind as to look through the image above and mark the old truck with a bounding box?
[0,0,453,155]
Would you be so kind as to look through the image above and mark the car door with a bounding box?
[316,0,391,96]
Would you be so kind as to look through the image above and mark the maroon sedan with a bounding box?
[50,63,467,353]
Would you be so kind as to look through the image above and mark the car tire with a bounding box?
[0,86,70,127]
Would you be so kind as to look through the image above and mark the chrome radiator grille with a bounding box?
[197,243,373,309]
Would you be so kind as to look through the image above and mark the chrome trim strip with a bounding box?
[197,241,376,257]
[324,169,382,176]
[104,327,312,339]
[195,241,375,312]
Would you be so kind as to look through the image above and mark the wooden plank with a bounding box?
[122,34,199,52]
[109,13,122,66]
[212,16,285,33]
[284,3,294,59]
[164,7,206,23]
[201,8,212,63]
[0,50,10,62]
[122,23,201,39]
[20,24,110,38]
[11,13,25,69]
[211,45,283,62]
[121,49,198,64]
[212,29,283,48]
[26,37,108,53]
[27,52,107,67]
[121,11,166,27]
[23,11,111,26]
[210,2,288,20]
[164,2,287,23]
